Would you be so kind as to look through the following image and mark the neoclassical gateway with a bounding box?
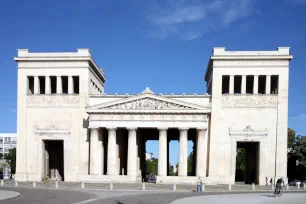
[14,47,292,185]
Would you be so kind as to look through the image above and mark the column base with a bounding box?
[77,175,142,183]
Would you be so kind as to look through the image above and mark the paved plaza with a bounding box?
[0,187,305,204]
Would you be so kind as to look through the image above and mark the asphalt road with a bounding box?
[1,187,305,204]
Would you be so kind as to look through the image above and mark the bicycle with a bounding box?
[273,186,283,197]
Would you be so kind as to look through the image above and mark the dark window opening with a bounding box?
[39,76,45,94]
[28,76,34,94]
[246,76,254,94]
[222,75,230,94]
[50,76,57,94]
[73,76,79,94]
[62,76,68,94]
[258,75,266,94]
[271,75,279,94]
[234,75,242,94]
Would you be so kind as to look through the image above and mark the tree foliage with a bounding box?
[187,151,193,174]
[4,148,16,177]
[146,158,158,175]
[287,128,306,180]
[235,148,246,181]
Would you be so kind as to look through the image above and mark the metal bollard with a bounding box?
[286,184,289,190]
[110,183,113,190]
[81,182,84,189]
[15,180,18,187]
[297,184,300,190]
[304,183,306,190]
[272,185,274,190]
[33,181,36,188]
[0,180,3,186]
[55,181,59,189]
[229,184,232,191]
[252,183,255,190]
[173,184,176,191]
[202,184,205,192]
[142,183,145,190]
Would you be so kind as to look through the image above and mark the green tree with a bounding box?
[146,158,158,175]
[187,151,193,174]
[235,148,246,181]
[4,148,16,178]
[288,128,296,148]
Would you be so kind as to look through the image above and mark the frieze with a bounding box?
[104,97,195,110]
[221,95,277,108]
[229,125,268,141]
[27,95,79,108]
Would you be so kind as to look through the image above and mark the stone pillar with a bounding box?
[241,75,246,94]
[127,128,137,176]
[45,76,51,94]
[68,76,74,94]
[196,129,207,177]
[34,76,39,94]
[107,128,117,175]
[158,128,168,176]
[229,75,234,94]
[90,129,100,174]
[56,76,62,94]
[253,75,258,94]
[266,75,271,94]
[178,128,188,176]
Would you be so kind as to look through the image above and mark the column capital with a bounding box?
[127,127,137,131]
[196,128,207,132]
[179,127,189,131]
[158,127,168,131]
[106,127,117,131]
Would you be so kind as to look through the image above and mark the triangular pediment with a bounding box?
[87,93,210,111]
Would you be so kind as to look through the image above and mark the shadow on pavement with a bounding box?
[261,195,276,198]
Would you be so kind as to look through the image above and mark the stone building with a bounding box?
[14,47,292,185]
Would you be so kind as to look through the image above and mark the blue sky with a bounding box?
[0,0,306,164]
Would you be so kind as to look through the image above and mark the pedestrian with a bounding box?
[270,178,272,186]
[265,177,268,186]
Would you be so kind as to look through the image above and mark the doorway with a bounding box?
[43,140,64,181]
[235,142,259,184]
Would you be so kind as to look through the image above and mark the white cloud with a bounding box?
[148,0,257,40]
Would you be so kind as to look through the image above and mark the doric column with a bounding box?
[266,75,271,94]
[34,76,39,94]
[127,128,137,176]
[158,128,168,176]
[107,127,117,175]
[253,75,258,94]
[229,75,234,94]
[241,75,246,94]
[68,76,74,94]
[56,76,62,94]
[45,76,51,94]
[90,128,102,175]
[196,129,207,177]
[178,128,188,176]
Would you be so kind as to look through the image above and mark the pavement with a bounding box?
[173,193,306,204]
[0,190,20,202]
[0,187,305,204]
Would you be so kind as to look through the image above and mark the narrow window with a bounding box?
[234,75,242,94]
[61,76,68,94]
[39,76,45,94]
[27,76,34,94]
[222,75,230,94]
[246,76,254,94]
[50,76,57,94]
[258,75,266,94]
[73,76,79,94]
[271,75,279,94]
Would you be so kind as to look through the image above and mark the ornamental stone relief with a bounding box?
[34,124,71,137]
[103,98,195,110]
[221,95,277,108]
[27,95,79,108]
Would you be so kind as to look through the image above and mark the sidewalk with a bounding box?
[0,190,20,202]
